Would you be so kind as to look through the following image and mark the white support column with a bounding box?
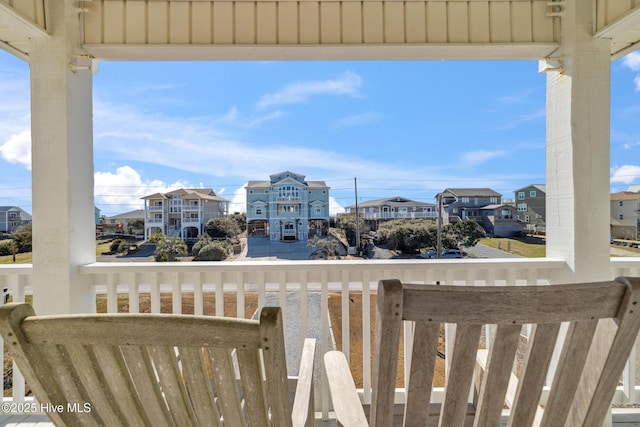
[29,2,96,314]
[545,0,611,283]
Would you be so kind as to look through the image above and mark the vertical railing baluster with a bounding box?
[237,271,245,319]
[214,271,223,316]
[300,270,308,355]
[320,269,330,420]
[106,273,117,314]
[362,270,372,404]
[194,272,204,316]
[128,272,139,314]
[172,272,181,314]
[150,272,161,314]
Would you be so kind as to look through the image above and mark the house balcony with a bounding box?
[362,211,438,220]
[2,257,640,425]
[147,205,163,211]
[276,196,301,203]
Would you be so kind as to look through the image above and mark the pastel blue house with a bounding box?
[246,171,330,241]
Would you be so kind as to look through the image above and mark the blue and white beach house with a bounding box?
[246,171,330,241]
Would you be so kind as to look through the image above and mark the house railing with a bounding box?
[2,258,640,416]
[360,211,438,220]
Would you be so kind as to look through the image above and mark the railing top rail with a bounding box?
[79,258,567,274]
[0,265,33,274]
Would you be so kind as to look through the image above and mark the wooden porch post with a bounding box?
[545,0,611,283]
[29,1,96,314]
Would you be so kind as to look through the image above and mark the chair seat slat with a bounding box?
[404,321,439,426]
[474,324,521,427]
[120,345,175,427]
[508,323,560,427]
[180,346,223,427]
[440,324,482,427]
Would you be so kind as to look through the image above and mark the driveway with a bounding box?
[238,236,314,260]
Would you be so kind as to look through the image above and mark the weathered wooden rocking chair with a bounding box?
[325,277,640,427]
[0,304,315,427]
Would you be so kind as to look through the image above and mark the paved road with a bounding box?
[463,243,522,258]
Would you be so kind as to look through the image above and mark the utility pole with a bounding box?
[354,177,360,254]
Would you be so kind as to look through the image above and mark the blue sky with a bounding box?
[1,50,640,217]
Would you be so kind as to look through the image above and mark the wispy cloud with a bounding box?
[611,165,640,184]
[623,141,640,150]
[495,109,545,130]
[460,150,508,167]
[256,71,362,109]
[333,112,381,128]
[622,51,640,71]
[496,90,532,105]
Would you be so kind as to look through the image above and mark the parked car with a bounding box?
[421,249,464,259]
[440,249,463,258]
[421,250,438,259]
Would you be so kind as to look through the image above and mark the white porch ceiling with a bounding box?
[0,0,639,61]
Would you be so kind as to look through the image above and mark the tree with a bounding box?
[377,219,435,253]
[205,217,241,240]
[337,213,366,247]
[443,219,485,249]
[307,236,340,259]
[195,241,229,261]
[12,224,32,253]
[154,236,187,262]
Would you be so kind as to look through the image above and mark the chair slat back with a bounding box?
[372,277,640,427]
[0,304,293,427]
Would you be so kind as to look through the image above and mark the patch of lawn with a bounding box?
[479,237,546,258]
[0,252,32,264]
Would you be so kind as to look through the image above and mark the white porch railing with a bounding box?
[2,258,640,417]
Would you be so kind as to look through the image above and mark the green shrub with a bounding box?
[149,233,165,243]
[196,241,229,261]
[117,240,130,253]
[0,240,17,256]
[191,235,212,258]
[154,252,170,262]
[110,239,125,253]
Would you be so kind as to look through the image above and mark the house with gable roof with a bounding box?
[246,171,330,241]
[141,188,229,241]
[435,188,525,237]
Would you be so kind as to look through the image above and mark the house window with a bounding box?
[490,197,498,204]
[530,191,537,197]
[518,192,525,200]
[620,214,624,220]
[256,207,262,215]
[525,215,530,222]
[154,213,162,221]
[461,197,470,203]
[619,201,624,207]
[315,207,321,215]
[517,203,527,212]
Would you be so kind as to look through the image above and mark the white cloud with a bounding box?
[622,51,640,71]
[0,131,31,169]
[334,112,381,128]
[623,141,640,149]
[94,166,190,213]
[635,75,640,91]
[329,197,345,215]
[496,109,545,130]
[460,150,507,167]
[256,71,362,109]
[228,185,247,213]
[611,165,640,184]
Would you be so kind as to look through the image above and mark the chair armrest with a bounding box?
[324,351,368,427]
[292,338,316,427]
